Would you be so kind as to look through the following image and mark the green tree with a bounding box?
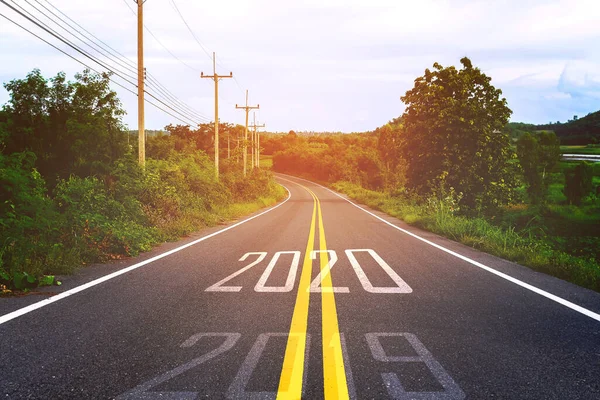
[2,69,127,181]
[399,57,515,211]
[563,162,593,205]
[516,131,561,203]
[537,130,561,181]
[516,132,542,201]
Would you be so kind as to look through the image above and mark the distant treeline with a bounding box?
[507,110,600,145]
[127,129,167,137]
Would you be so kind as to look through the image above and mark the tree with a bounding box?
[516,131,560,203]
[400,57,515,211]
[516,133,542,201]
[2,69,127,181]
[537,131,561,180]
[564,162,593,205]
[376,122,404,189]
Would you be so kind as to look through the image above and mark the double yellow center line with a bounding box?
[277,184,349,399]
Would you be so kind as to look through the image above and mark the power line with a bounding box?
[120,0,201,73]
[145,78,209,123]
[2,0,138,86]
[169,0,212,60]
[2,0,210,124]
[0,11,197,127]
[39,0,137,69]
[166,0,245,98]
[144,90,200,126]
[145,75,210,122]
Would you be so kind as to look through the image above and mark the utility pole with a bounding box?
[227,127,230,159]
[235,90,259,176]
[136,0,145,166]
[249,113,265,168]
[201,52,232,181]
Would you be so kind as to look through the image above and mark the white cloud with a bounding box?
[1,0,599,131]
[544,92,572,100]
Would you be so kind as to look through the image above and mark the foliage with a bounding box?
[1,69,127,182]
[537,110,600,145]
[400,57,516,212]
[504,122,537,140]
[272,133,386,190]
[333,182,600,292]
[516,131,561,203]
[0,69,285,292]
[164,122,245,160]
[564,162,594,205]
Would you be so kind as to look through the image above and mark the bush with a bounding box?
[0,149,285,291]
[333,181,600,292]
[564,162,593,205]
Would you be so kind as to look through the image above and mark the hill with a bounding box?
[507,110,600,145]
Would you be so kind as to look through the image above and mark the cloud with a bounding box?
[1,0,600,131]
[558,61,600,99]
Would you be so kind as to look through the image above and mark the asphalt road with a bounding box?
[1,174,599,399]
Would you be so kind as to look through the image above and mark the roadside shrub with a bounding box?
[333,181,600,292]
[564,162,593,205]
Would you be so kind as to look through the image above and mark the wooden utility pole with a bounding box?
[201,52,232,181]
[235,90,259,176]
[249,112,265,168]
[136,0,145,166]
[227,129,230,159]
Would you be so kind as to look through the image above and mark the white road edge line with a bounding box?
[277,174,600,323]
[0,185,292,326]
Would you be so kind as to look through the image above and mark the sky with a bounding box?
[1,0,599,133]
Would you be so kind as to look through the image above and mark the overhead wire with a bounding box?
[168,0,212,60]
[119,0,201,73]
[28,0,138,76]
[39,0,137,69]
[2,0,138,86]
[3,0,253,126]
[0,11,197,127]
[5,0,211,124]
[1,1,205,126]
[31,0,209,123]
[166,0,246,102]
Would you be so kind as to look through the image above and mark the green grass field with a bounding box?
[260,155,273,169]
[560,145,600,155]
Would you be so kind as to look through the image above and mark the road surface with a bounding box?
[1,174,599,399]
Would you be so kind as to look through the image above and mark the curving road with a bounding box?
[1,174,599,399]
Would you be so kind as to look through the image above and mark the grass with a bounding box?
[260,155,274,169]
[560,145,600,155]
[332,181,600,292]
[215,185,286,220]
[0,175,287,294]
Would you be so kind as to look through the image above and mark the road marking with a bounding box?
[255,251,301,292]
[0,186,292,326]
[277,187,316,399]
[310,186,350,400]
[345,249,412,293]
[366,333,465,399]
[117,332,241,399]
[278,174,600,323]
[309,250,349,293]
[205,252,267,292]
[228,333,311,399]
